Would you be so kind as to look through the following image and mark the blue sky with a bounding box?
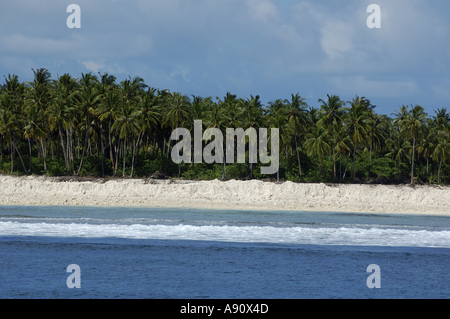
[1,0,449,117]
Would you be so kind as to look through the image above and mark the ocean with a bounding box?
[0,205,450,299]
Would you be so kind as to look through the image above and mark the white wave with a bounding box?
[1,221,450,247]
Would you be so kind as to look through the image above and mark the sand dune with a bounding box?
[0,174,449,215]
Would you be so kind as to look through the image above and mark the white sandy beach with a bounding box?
[0,174,449,215]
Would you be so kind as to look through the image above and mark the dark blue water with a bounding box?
[1,206,450,299]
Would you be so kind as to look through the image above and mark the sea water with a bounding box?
[0,205,449,299]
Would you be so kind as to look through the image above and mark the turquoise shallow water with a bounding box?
[1,206,450,299]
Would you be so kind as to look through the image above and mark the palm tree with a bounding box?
[135,88,160,167]
[76,73,102,175]
[238,95,264,179]
[47,74,79,174]
[317,94,346,178]
[430,108,450,184]
[96,89,122,174]
[97,72,117,93]
[396,105,427,184]
[330,125,352,183]
[364,113,389,179]
[268,111,290,181]
[304,125,331,180]
[1,74,26,168]
[385,133,411,179]
[431,131,450,184]
[317,94,345,127]
[0,94,28,173]
[24,69,53,171]
[417,118,435,178]
[343,96,372,179]
[218,93,242,180]
[282,93,310,182]
[204,100,227,179]
[163,92,191,177]
[111,101,141,177]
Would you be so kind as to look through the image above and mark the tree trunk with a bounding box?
[100,124,105,177]
[39,139,47,172]
[351,146,356,179]
[222,151,227,180]
[343,152,350,179]
[77,114,91,175]
[59,124,70,175]
[123,137,127,177]
[28,138,32,172]
[114,139,120,176]
[438,157,442,185]
[108,121,114,173]
[10,142,14,173]
[295,136,302,182]
[131,136,136,178]
[13,140,28,174]
[411,137,415,184]
[333,147,336,178]
[135,132,142,170]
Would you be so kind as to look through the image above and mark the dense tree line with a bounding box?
[1,68,449,184]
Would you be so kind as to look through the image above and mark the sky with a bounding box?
[0,0,449,117]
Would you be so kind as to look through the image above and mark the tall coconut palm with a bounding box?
[163,92,191,177]
[432,132,450,185]
[430,108,450,184]
[0,94,28,173]
[304,125,331,180]
[282,93,310,182]
[385,133,412,179]
[111,101,141,177]
[343,96,372,179]
[329,125,352,183]
[417,118,435,178]
[396,105,427,184]
[268,111,290,181]
[204,101,227,179]
[76,73,102,175]
[135,88,160,167]
[49,74,79,172]
[96,89,122,174]
[317,94,345,178]
[238,95,264,179]
[317,94,345,128]
[365,113,389,178]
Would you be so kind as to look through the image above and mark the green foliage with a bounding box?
[182,162,221,180]
[225,163,250,179]
[1,70,450,185]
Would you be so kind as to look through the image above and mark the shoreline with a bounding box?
[0,175,449,216]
